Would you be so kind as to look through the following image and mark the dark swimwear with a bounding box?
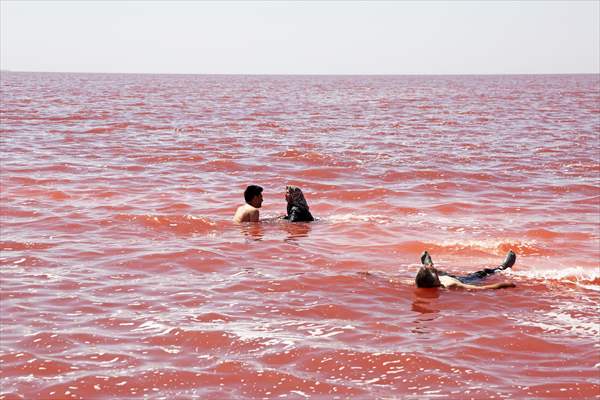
[437,251,516,284]
[284,204,314,222]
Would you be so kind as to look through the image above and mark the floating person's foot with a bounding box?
[421,251,434,267]
[500,250,516,270]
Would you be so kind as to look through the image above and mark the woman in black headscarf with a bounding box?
[283,185,314,222]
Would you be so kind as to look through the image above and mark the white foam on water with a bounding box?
[436,237,541,255]
[506,266,600,290]
[131,320,176,335]
[327,213,393,224]
[508,311,599,339]
[506,300,600,339]
[201,319,357,351]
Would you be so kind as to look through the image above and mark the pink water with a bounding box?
[1,72,599,399]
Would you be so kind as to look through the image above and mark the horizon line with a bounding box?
[2,69,599,77]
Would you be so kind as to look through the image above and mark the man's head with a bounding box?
[415,267,441,288]
[244,185,263,208]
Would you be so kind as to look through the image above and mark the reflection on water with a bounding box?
[237,217,314,242]
[411,289,441,335]
[282,221,312,243]
[239,222,265,240]
[411,288,441,315]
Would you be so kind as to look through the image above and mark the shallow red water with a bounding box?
[1,72,599,399]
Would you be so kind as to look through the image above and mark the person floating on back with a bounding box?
[415,250,516,290]
[283,185,314,222]
[233,185,263,223]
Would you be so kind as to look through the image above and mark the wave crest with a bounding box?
[117,214,217,235]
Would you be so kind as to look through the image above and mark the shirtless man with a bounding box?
[233,185,263,223]
[415,250,516,290]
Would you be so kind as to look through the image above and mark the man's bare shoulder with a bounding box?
[233,204,259,223]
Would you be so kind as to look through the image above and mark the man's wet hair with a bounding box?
[244,185,263,204]
[415,267,439,288]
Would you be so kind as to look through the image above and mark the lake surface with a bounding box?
[1,72,599,399]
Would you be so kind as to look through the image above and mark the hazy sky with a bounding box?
[1,1,599,74]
